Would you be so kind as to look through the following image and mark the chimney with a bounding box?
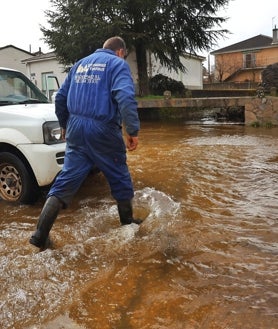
[272,25,278,44]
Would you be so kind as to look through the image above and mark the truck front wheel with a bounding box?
[0,152,39,204]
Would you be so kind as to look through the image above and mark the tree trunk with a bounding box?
[135,41,150,96]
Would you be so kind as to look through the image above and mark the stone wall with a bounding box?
[137,96,278,126]
[245,97,278,126]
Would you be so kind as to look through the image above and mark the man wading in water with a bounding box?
[30,36,142,251]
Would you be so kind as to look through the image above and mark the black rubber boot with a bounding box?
[29,196,62,251]
[117,200,143,226]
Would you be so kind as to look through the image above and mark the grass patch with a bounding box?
[250,121,273,128]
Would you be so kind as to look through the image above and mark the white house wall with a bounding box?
[0,47,30,74]
[126,51,203,90]
[148,53,203,89]
[125,52,140,93]
[25,59,67,91]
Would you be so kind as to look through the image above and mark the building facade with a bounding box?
[211,28,278,84]
[1,45,205,96]
[22,52,67,100]
[0,45,33,74]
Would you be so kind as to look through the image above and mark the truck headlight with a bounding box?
[43,121,63,144]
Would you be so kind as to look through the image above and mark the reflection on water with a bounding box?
[0,123,277,329]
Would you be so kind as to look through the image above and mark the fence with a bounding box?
[203,82,258,90]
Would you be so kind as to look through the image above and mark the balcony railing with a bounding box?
[243,56,278,69]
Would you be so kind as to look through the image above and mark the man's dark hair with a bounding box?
[103,36,126,52]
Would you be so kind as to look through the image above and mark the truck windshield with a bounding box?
[0,69,49,105]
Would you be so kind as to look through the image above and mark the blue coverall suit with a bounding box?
[48,48,140,207]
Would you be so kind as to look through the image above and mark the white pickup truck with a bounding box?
[0,67,66,204]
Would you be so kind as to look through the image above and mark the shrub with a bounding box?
[149,74,187,97]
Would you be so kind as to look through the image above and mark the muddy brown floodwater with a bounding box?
[0,122,278,329]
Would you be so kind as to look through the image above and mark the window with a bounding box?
[42,72,54,92]
[244,53,256,68]
[41,72,59,100]
[0,69,48,103]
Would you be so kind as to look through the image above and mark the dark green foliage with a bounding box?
[149,74,186,97]
[42,0,230,95]
[261,63,278,91]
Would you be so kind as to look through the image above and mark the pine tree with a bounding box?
[42,0,229,95]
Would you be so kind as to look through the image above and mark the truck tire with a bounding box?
[0,152,39,204]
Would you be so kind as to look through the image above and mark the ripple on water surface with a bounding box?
[0,124,277,328]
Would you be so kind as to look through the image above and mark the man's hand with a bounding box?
[61,128,66,141]
[126,135,138,151]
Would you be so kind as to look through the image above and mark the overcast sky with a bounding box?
[1,0,277,56]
